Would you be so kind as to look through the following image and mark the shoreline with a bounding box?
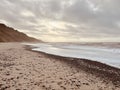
[0,43,120,90]
[26,42,120,69]
[27,45,120,87]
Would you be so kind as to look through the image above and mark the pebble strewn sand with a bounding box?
[0,43,119,90]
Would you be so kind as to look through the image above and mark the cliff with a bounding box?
[0,23,40,42]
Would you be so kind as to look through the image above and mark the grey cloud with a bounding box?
[63,0,95,22]
[60,0,120,31]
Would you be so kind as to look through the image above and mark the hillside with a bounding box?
[0,23,40,42]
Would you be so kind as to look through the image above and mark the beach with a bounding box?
[0,43,120,90]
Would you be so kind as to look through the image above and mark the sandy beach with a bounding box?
[0,43,120,90]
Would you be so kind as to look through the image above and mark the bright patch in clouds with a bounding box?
[21,10,35,17]
[38,20,68,30]
[0,0,120,42]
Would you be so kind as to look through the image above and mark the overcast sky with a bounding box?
[0,0,120,42]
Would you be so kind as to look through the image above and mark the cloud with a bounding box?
[0,0,120,42]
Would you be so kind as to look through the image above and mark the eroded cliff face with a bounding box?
[0,23,40,42]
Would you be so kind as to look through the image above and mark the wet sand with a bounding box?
[0,43,120,90]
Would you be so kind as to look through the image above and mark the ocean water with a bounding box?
[25,43,120,69]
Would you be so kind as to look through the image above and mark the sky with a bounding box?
[0,0,120,42]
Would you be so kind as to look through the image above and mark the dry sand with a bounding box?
[0,43,120,90]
